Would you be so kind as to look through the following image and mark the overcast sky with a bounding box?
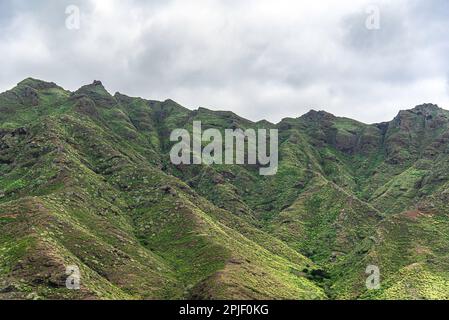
[1,0,449,124]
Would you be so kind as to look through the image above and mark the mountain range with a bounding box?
[1,78,449,300]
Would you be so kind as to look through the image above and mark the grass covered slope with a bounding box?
[1,78,449,299]
[0,78,324,299]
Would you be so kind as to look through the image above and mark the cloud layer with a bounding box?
[1,0,449,123]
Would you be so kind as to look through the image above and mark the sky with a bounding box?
[1,0,449,124]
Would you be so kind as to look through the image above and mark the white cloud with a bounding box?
[0,0,449,124]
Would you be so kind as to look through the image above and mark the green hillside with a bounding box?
[1,78,449,300]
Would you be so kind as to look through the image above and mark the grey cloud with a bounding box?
[0,0,449,124]
[342,4,407,54]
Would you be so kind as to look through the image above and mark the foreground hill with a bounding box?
[0,78,448,299]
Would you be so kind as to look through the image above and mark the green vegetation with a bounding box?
[0,79,448,300]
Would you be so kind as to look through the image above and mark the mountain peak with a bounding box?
[394,103,446,121]
[411,103,441,113]
[74,80,110,95]
[301,109,336,121]
[82,80,107,90]
[16,77,60,90]
[71,80,118,109]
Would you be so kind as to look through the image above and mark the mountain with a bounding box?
[0,78,449,300]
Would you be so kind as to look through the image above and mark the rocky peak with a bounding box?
[392,103,449,130]
[16,78,60,91]
[305,109,335,117]
[395,104,444,120]
[72,80,117,108]
[301,110,336,123]
[411,103,441,114]
[74,80,109,95]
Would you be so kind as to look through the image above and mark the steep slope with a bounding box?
[0,79,325,299]
[1,78,449,300]
[268,104,449,299]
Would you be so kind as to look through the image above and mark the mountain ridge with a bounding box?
[1,77,449,299]
[8,77,446,126]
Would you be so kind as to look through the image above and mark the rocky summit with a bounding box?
[1,78,449,299]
